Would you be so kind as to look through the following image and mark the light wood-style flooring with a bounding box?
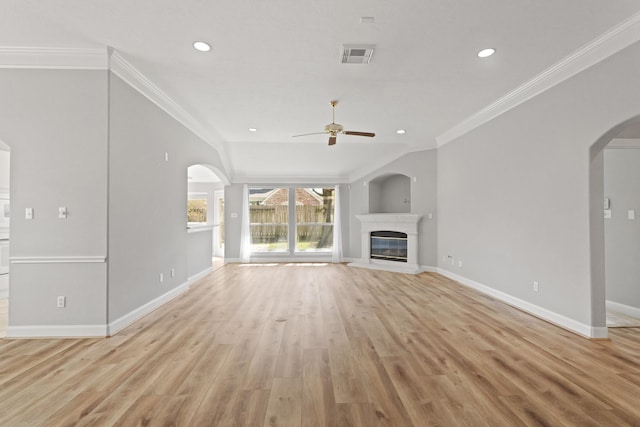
[1,263,640,426]
[607,308,640,328]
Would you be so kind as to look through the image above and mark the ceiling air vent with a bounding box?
[341,44,375,64]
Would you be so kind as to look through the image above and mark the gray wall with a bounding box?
[0,69,109,327]
[107,73,227,322]
[224,183,243,260]
[348,149,438,266]
[604,147,640,308]
[0,150,9,189]
[0,68,229,329]
[437,41,640,327]
[187,230,213,277]
[375,174,411,213]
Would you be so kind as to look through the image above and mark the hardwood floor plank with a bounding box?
[350,337,414,426]
[326,322,368,404]
[274,315,304,378]
[263,377,303,427]
[334,402,375,427]
[302,348,336,427]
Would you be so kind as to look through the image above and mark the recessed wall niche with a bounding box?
[368,173,411,213]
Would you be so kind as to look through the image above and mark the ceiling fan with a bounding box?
[292,101,375,146]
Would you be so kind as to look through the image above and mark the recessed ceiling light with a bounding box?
[477,48,495,58]
[193,41,211,52]
[397,129,406,134]
[360,16,375,24]
[248,128,257,132]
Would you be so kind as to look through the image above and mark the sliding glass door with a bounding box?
[248,187,335,254]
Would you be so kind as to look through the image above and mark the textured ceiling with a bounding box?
[2,0,640,181]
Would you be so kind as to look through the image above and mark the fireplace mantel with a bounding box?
[349,214,423,274]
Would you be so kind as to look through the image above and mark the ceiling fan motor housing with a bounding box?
[325,123,344,133]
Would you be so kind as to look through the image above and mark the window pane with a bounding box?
[249,187,289,252]
[187,193,207,223]
[296,188,334,252]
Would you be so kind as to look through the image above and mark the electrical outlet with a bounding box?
[159,273,164,283]
[458,260,463,268]
[533,281,539,292]
[171,268,175,278]
[57,296,66,308]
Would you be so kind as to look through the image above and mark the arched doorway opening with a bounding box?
[187,164,225,274]
[0,138,10,337]
[590,115,640,335]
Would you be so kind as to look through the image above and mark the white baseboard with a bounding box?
[420,265,438,273]
[437,268,607,339]
[607,300,640,319]
[6,324,107,338]
[224,258,241,264]
[107,267,212,336]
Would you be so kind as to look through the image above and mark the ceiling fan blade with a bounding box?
[343,131,375,137]
[328,135,337,146]
[292,132,327,138]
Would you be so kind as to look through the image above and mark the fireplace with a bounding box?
[370,231,407,262]
[349,214,422,274]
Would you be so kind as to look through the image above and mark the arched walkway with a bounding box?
[589,115,640,336]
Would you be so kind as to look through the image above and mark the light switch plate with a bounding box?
[25,208,33,219]
[604,209,612,219]
[628,210,635,220]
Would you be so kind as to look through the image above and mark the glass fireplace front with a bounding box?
[370,231,408,262]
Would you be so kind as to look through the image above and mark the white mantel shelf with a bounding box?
[349,213,423,274]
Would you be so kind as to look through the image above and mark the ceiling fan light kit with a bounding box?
[292,100,375,146]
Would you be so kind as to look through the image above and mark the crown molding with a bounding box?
[108,50,231,174]
[0,47,108,69]
[437,11,640,147]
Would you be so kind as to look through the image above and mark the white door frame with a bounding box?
[213,189,224,257]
